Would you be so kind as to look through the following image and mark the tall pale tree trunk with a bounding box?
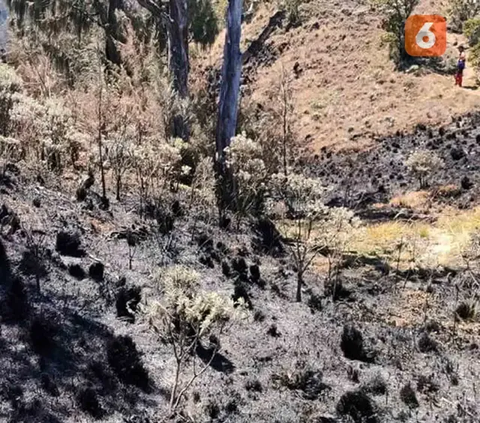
[168,0,189,141]
[215,0,242,214]
[216,0,242,162]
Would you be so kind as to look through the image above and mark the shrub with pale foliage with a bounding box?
[225,133,268,217]
[268,172,326,218]
[147,266,245,338]
[448,0,480,33]
[144,265,247,411]
[188,156,217,220]
[0,65,22,136]
[405,150,444,188]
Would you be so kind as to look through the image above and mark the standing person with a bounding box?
[455,46,466,87]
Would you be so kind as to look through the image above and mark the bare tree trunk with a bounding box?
[215,0,242,215]
[135,0,189,140]
[105,0,122,66]
[216,0,243,163]
[169,0,190,141]
[296,272,303,302]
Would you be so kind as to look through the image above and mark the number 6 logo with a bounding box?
[416,22,435,49]
[405,15,446,57]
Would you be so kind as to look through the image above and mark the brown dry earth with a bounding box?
[196,0,480,152]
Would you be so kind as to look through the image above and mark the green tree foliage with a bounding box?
[7,0,95,36]
[373,0,419,67]
[189,0,218,46]
[448,0,480,33]
[464,19,480,69]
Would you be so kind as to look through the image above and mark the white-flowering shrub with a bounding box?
[189,156,217,219]
[225,133,267,217]
[144,265,247,412]
[8,94,85,171]
[0,65,23,136]
[405,150,444,188]
[129,139,182,214]
[269,172,326,218]
[39,98,82,171]
[0,136,21,177]
[267,171,359,301]
[0,65,22,93]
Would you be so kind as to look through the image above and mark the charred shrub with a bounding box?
[400,383,419,408]
[87,360,118,394]
[267,324,280,337]
[347,365,360,383]
[307,292,323,313]
[199,254,214,268]
[56,231,85,257]
[325,279,350,301]
[245,378,263,393]
[273,362,329,400]
[221,260,231,277]
[40,373,60,397]
[77,385,104,418]
[253,310,266,322]
[69,264,86,280]
[336,390,377,423]
[19,249,48,279]
[107,335,150,391]
[30,315,57,355]
[9,398,50,422]
[252,218,284,255]
[171,199,183,217]
[3,276,29,321]
[455,301,476,321]
[205,399,220,419]
[115,286,141,322]
[225,396,239,413]
[249,264,260,282]
[418,332,438,353]
[232,284,252,309]
[232,257,248,275]
[89,262,104,282]
[0,238,12,284]
[341,325,374,363]
[147,201,175,235]
[197,233,214,250]
[417,374,439,394]
[2,381,23,409]
[361,374,387,396]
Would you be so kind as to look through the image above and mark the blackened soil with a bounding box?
[309,112,480,215]
[0,123,480,422]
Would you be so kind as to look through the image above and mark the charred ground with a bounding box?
[1,113,480,422]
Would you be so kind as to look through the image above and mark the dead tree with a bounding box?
[136,0,190,141]
[216,0,243,163]
[105,0,122,66]
[215,0,243,214]
[168,0,189,140]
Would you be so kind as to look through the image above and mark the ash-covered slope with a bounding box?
[1,123,480,423]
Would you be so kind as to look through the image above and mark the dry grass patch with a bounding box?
[350,207,480,270]
[389,191,431,211]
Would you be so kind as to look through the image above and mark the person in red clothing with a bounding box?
[455,46,466,87]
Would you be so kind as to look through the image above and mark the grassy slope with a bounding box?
[212,0,480,152]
